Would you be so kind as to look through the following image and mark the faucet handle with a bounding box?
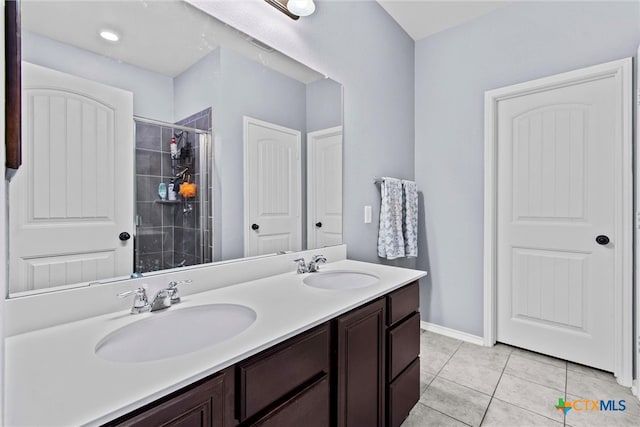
[308,254,327,272]
[117,287,150,314]
[167,280,192,304]
[294,258,308,274]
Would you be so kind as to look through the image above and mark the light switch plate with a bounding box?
[364,205,372,223]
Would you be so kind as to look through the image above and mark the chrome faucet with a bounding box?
[308,255,327,272]
[294,258,308,274]
[117,287,150,314]
[149,288,172,311]
[293,255,327,274]
[167,280,192,304]
[118,280,192,314]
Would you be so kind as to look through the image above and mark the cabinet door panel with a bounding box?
[336,298,385,427]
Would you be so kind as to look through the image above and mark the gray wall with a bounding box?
[218,47,308,260]
[173,46,308,260]
[414,1,640,336]
[22,31,174,122]
[306,78,342,132]
[173,49,220,122]
[190,0,416,267]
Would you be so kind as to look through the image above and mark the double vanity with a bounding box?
[4,247,426,426]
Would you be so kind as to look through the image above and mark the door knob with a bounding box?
[595,235,610,245]
[315,222,322,228]
[251,224,260,231]
[119,232,131,241]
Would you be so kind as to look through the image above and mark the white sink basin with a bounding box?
[303,270,380,290]
[95,304,256,363]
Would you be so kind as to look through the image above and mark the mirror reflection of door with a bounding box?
[13,0,344,296]
[10,63,134,294]
[307,126,343,249]
[244,116,302,257]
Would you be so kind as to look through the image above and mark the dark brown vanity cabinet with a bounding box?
[386,282,421,427]
[334,280,420,427]
[237,323,331,426]
[334,298,386,427]
[104,281,420,427]
[106,366,235,427]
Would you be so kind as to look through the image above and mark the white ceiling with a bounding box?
[22,1,514,77]
[21,1,323,83]
[376,0,511,41]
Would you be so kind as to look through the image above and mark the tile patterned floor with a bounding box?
[402,330,640,427]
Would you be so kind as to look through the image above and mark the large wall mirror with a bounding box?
[8,0,343,297]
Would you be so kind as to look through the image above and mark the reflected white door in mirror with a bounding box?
[244,117,302,257]
[10,63,134,296]
[11,0,344,297]
[307,126,343,249]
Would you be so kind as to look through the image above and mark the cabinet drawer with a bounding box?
[387,358,420,427]
[250,374,330,427]
[387,281,419,326]
[238,324,330,421]
[388,312,420,380]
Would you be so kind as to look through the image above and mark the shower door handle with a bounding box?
[119,232,131,241]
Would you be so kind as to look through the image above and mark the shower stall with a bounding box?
[133,110,212,274]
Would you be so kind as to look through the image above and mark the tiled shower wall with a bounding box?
[175,108,212,267]
[134,107,212,273]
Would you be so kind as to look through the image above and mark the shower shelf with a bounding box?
[154,199,181,205]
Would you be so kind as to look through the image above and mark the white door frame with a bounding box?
[307,125,342,249]
[242,116,302,257]
[635,45,640,399]
[483,58,633,386]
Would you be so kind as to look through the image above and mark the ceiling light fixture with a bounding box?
[287,0,315,17]
[264,0,316,20]
[99,30,120,42]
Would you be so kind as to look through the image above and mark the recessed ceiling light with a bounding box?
[99,30,120,42]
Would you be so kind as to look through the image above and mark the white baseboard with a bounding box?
[420,321,485,346]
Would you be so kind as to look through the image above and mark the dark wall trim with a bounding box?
[5,0,21,170]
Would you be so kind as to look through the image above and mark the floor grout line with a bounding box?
[426,338,464,379]
[414,334,635,427]
[508,344,569,370]
[417,402,474,426]
[418,338,476,426]
[490,396,566,426]
[478,348,513,426]
[430,374,499,398]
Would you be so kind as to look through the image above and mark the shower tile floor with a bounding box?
[402,330,640,427]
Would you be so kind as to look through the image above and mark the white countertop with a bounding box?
[5,259,426,426]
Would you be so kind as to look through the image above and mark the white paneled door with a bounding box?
[307,126,343,249]
[494,59,632,372]
[9,63,134,294]
[244,117,301,257]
